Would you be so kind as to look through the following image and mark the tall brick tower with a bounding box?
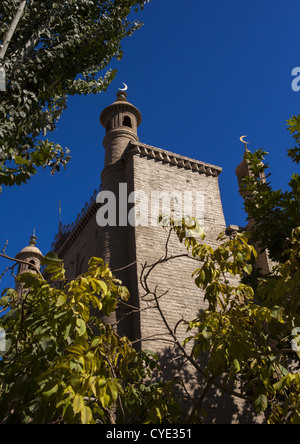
[98,90,142,287]
[51,90,250,422]
[97,90,143,336]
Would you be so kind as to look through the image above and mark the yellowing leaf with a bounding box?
[98,281,108,295]
[81,406,93,424]
[107,381,118,403]
[56,294,67,307]
[73,394,84,415]
[99,385,110,408]
[76,319,86,337]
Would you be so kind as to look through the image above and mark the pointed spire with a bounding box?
[29,229,37,246]
[240,135,250,153]
[116,90,128,102]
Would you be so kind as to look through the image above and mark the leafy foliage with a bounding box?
[165,216,300,424]
[0,0,150,190]
[240,119,300,262]
[0,253,180,424]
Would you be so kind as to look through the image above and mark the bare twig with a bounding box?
[2,240,8,255]
[139,234,253,405]
[112,261,137,273]
[0,243,43,278]
[0,263,17,283]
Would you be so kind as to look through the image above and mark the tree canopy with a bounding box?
[0,253,181,424]
[240,118,300,262]
[0,0,150,191]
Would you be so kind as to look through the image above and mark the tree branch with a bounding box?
[0,1,27,61]
[139,233,254,407]
[10,16,52,72]
[0,240,43,278]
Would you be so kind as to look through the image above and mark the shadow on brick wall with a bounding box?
[158,345,264,424]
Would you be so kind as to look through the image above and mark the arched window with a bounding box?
[28,260,36,271]
[123,116,132,128]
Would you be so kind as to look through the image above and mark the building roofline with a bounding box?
[52,189,100,257]
[122,142,223,177]
[51,143,223,256]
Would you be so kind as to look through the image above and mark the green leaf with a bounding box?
[14,156,28,165]
[43,383,59,399]
[9,376,29,402]
[73,394,84,415]
[40,338,54,352]
[56,294,67,307]
[100,386,110,408]
[18,273,38,288]
[271,306,285,323]
[98,281,108,295]
[88,257,104,268]
[273,378,286,392]
[76,318,86,337]
[107,381,118,404]
[202,327,212,340]
[233,359,241,373]
[92,377,107,399]
[67,338,89,355]
[243,263,253,275]
[253,394,268,413]
[42,252,61,264]
[91,337,102,348]
[81,406,93,424]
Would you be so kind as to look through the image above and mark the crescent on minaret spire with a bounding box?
[240,135,250,152]
[119,83,128,92]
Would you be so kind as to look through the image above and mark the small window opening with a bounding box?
[29,260,36,271]
[123,116,132,128]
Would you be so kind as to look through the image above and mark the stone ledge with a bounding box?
[123,142,223,177]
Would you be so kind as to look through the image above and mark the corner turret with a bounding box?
[15,233,43,296]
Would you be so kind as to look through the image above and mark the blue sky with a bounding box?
[0,0,299,290]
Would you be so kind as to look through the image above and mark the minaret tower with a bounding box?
[98,89,143,275]
[99,88,142,228]
[15,233,43,296]
[235,139,274,274]
[98,89,142,337]
[100,89,142,167]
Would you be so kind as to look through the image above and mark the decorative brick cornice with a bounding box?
[52,189,100,257]
[122,142,223,177]
[51,143,222,256]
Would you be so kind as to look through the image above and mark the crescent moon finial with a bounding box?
[119,83,128,92]
[240,135,249,151]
